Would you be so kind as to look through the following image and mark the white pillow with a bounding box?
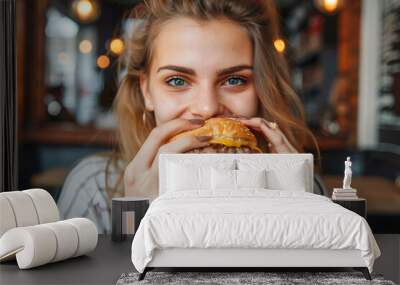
[238,159,307,191]
[211,169,268,190]
[211,168,236,190]
[236,169,267,188]
[166,160,236,191]
[266,165,307,191]
[167,163,210,191]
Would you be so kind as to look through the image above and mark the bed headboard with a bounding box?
[159,153,314,194]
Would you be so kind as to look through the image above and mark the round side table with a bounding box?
[111,197,150,242]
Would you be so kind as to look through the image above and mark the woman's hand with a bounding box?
[123,118,211,198]
[238,117,298,153]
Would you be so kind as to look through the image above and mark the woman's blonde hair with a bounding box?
[106,0,320,197]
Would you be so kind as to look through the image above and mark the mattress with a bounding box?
[131,190,381,273]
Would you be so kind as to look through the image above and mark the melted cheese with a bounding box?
[209,137,262,153]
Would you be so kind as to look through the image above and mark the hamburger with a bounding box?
[170,117,262,153]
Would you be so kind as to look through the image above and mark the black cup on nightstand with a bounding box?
[111,197,150,242]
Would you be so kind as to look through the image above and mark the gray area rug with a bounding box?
[116,271,396,285]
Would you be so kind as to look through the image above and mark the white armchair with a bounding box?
[0,189,98,269]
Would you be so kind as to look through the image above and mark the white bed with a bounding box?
[131,154,380,280]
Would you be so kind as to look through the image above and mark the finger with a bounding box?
[261,123,298,153]
[135,118,204,168]
[223,114,250,120]
[258,122,292,153]
[125,119,205,186]
[238,117,269,132]
[239,118,297,153]
[152,135,212,169]
[274,129,298,153]
[239,118,283,146]
[159,135,211,154]
[262,122,298,153]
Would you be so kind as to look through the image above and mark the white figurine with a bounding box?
[342,157,352,189]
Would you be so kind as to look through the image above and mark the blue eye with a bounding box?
[224,76,246,86]
[166,77,187,87]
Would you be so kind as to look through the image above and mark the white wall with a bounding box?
[357,0,382,148]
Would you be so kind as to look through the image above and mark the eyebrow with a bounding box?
[157,64,253,76]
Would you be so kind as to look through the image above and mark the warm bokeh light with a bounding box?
[79,40,93,54]
[323,0,339,13]
[274,39,286,53]
[97,55,110,69]
[314,0,343,14]
[109,38,125,55]
[71,0,100,23]
[77,0,93,18]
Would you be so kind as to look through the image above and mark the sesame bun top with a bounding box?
[170,117,261,153]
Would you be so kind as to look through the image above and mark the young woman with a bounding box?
[57,0,319,233]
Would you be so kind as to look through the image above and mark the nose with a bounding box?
[190,85,220,119]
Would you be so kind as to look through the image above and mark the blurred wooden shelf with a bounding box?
[304,133,350,151]
[31,167,68,189]
[20,123,116,146]
[315,136,348,150]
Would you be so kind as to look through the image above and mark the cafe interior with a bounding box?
[14,0,399,247]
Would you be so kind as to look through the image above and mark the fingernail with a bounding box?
[196,136,212,142]
[229,114,248,119]
[189,119,204,125]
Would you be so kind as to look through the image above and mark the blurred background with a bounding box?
[16,0,399,233]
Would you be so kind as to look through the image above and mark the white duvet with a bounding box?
[131,190,380,273]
